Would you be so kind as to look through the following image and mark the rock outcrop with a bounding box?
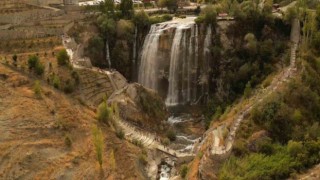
[108,83,168,132]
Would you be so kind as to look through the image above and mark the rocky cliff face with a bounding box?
[108,83,169,132]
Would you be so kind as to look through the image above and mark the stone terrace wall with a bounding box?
[0,28,64,40]
[0,9,64,25]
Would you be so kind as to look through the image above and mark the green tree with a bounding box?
[287,140,304,157]
[97,100,112,123]
[56,49,70,66]
[244,81,252,98]
[53,75,61,89]
[97,14,116,35]
[35,62,45,76]
[166,0,178,13]
[86,35,105,66]
[316,4,320,29]
[312,32,320,53]
[28,55,39,69]
[157,0,166,9]
[291,109,302,123]
[120,0,134,19]
[196,5,217,25]
[133,10,150,29]
[244,33,257,56]
[99,0,115,16]
[92,125,104,168]
[116,19,134,40]
[284,6,298,23]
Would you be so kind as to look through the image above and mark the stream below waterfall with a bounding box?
[156,108,205,180]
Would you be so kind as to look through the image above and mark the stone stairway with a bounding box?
[62,35,128,107]
[114,116,195,158]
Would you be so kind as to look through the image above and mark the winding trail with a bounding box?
[114,115,196,158]
[198,18,300,172]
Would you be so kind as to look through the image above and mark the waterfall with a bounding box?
[203,25,212,69]
[138,24,165,90]
[133,26,137,65]
[106,39,111,68]
[166,27,185,106]
[138,17,207,106]
[193,24,199,103]
[201,25,212,99]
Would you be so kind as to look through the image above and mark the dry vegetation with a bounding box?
[0,63,147,179]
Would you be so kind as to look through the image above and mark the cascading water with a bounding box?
[166,27,185,106]
[201,25,212,100]
[138,17,212,106]
[106,39,111,68]
[133,26,137,65]
[138,24,165,90]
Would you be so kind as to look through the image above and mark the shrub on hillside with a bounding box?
[53,75,61,89]
[63,79,75,94]
[166,129,176,141]
[33,80,42,98]
[116,128,125,139]
[12,54,17,66]
[34,62,44,76]
[28,55,39,69]
[139,154,148,166]
[92,125,104,168]
[133,10,150,28]
[56,49,70,66]
[195,5,217,25]
[180,164,188,178]
[64,134,72,148]
[97,100,112,123]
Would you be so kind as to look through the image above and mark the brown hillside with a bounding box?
[0,63,146,179]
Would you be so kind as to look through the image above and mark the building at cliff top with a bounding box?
[25,0,79,6]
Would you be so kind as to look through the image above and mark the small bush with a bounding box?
[180,164,188,178]
[116,129,125,139]
[162,138,170,146]
[64,134,72,147]
[149,14,173,24]
[56,49,70,66]
[35,62,44,76]
[244,81,252,98]
[53,75,61,89]
[12,54,17,66]
[33,80,42,98]
[92,126,104,168]
[63,80,75,94]
[139,154,148,166]
[97,100,112,123]
[71,71,80,85]
[166,129,176,141]
[132,138,143,147]
[28,55,39,69]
